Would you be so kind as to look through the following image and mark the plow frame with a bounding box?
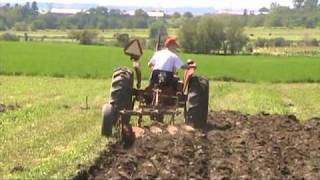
[119,87,187,127]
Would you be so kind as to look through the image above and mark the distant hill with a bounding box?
[37,2,97,10]
[36,2,215,15]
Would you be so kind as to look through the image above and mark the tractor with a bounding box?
[101,38,209,143]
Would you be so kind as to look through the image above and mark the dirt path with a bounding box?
[75,111,320,180]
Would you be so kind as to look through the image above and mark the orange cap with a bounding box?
[164,36,179,47]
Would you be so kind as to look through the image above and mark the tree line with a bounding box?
[1,0,320,31]
[243,0,320,28]
[0,2,194,30]
[179,16,248,55]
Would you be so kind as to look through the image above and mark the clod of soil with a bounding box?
[0,104,5,113]
[0,103,20,113]
[74,111,320,180]
[11,164,25,173]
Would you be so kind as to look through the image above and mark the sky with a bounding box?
[3,0,293,9]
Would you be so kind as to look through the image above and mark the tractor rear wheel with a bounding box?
[185,76,209,129]
[110,68,134,114]
[101,68,133,137]
[111,68,134,142]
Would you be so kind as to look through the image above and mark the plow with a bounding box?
[101,38,209,144]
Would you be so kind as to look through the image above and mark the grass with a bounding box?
[0,75,320,179]
[1,41,320,83]
[0,76,108,179]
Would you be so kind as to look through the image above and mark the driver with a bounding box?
[148,36,188,89]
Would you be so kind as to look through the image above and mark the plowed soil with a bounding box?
[74,111,320,180]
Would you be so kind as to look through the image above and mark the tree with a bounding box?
[179,19,196,53]
[97,18,108,30]
[304,0,319,9]
[293,0,305,8]
[109,9,121,16]
[196,16,225,54]
[179,16,225,54]
[172,12,181,19]
[243,9,248,16]
[31,1,39,16]
[0,19,7,30]
[149,21,168,39]
[183,12,193,18]
[259,7,270,14]
[134,9,147,17]
[270,2,281,11]
[225,18,249,54]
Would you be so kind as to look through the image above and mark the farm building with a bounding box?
[40,8,84,15]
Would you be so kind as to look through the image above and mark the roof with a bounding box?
[49,8,84,15]
[147,11,165,17]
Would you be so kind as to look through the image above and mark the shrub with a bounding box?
[67,30,81,40]
[67,30,99,45]
[270,37,287,47]
[0,33,20,41]
[255,38,269,47]
[0,20,7,31]
[114,33,129,47]
[79,30,98,45]
[14,22,29,31]
[304,37,319,46]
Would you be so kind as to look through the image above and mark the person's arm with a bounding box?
[132,60,141,89]
[148,53,156,70]
[148,61,154,69]
[174,56,188,70]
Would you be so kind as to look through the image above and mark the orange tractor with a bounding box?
[101,39,209,142]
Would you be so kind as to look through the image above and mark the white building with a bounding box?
[147,11,165,18]
[40,8,84,15]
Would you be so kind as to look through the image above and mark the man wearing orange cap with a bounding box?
[148,36,188,88]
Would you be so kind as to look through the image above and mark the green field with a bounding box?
[0,28,178,42]
[1,75,319,179]
[245,27,320,40]
[1,41,320,82]
[2,27,319,41]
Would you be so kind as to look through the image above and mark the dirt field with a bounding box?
[73,111,320,179]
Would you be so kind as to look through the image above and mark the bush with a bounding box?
[114,33,129,47]
[0,20,7,31]
[0,33,20,41]
[14,22,29,31]
[270,37,287,47]
[68,30,99,45]
[68,30,81,40]
[31,19,46,30]
[79,30,98,45]
[304,37,319,46]
[305,19,316,29]
[255,38,269,47]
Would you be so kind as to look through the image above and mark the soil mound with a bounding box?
[75,111,320,180]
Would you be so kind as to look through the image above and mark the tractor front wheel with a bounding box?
[101,103,115,137]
